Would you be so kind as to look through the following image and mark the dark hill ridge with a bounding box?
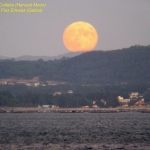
[54,45,150,83]
[0,45,150,84]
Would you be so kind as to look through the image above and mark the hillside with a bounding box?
[53,45,150,83]
[0,45,150,84]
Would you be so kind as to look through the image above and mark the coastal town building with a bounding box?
[42,105,50,108]
[82,106,89,108]
[101,99,107,105]
[117,96,130,107]
[68,90,73,94]
[42,105,59,108]
[92,104,98,108]
[118,92,145,107]
[130,92,138,99]
[53,92,62,96]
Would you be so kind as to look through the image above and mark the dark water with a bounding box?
[0,112,150,150]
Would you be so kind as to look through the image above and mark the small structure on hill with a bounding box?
[53,92,62,96]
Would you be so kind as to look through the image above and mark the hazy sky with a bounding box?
[1,0,150,57]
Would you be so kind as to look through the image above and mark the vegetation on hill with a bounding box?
[0,45,150,107]
[56,45,150,83]
[0,45,150,84]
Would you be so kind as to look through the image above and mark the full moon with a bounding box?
[63,21,98,52]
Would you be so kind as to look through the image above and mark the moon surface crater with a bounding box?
[63,21,98,52]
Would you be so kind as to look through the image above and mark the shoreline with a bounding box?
[0,106,150,113]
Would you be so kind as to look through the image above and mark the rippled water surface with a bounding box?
[0,112,150,149]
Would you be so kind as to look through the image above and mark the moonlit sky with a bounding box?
[1,0,150,57]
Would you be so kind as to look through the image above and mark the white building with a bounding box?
[68,90,73,94]
[42,105,50,108]
[92,105,98,108]
[34,82,40,87]
[53,92,62,96]
[117,96,130,103]
[130,92,138,99]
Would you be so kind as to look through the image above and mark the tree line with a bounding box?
[1,80,150,108]
[0,90,120,108]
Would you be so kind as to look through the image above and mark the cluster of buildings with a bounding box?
[38,92,148,109]
[118,92,145,107]
[0,77,66,87]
